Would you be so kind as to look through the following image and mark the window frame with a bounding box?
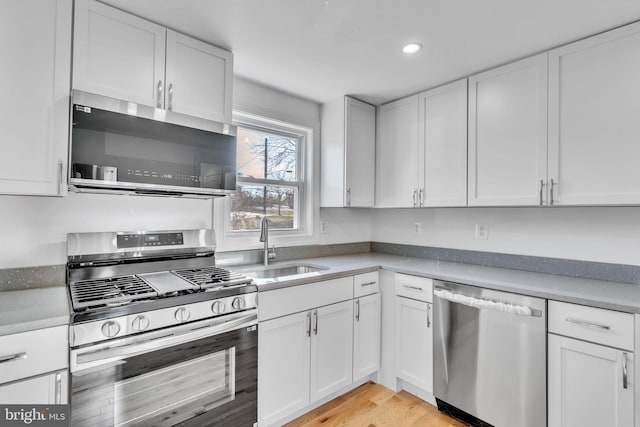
[214,111,316,250]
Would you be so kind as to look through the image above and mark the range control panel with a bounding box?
[117,232,184,248]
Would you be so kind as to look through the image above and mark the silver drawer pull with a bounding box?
[565,318,611,330]
[403,285,423,291]
[360,281,377,287]
[0,352,27,364]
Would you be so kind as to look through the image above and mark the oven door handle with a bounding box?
[71,310,257,372]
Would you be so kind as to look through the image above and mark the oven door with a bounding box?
[70,311,257,427]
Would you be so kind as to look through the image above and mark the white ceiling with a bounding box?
[102,0,640,105]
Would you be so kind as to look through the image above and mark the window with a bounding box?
[229,116,307,233]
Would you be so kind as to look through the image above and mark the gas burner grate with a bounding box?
[172,266,253,289]
[70,275,158,309]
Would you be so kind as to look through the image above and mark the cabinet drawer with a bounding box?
[395,274,433,303]
[549,301,634,351]
[259,277,354,321]
[0,325,68,385]
[354,272,379,297]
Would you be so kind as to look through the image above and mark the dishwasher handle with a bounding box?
[434,288,542,317]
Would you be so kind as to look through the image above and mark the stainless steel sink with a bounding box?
[240,263,327,279]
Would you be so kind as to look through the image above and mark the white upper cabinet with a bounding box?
[376,95,421,207]
[419,80,468,207]
[165,30,233,123]
[0,0,72,196]
[73,0,165,107]
[548,22,640,205]
[468,53,548,206]
[73,0,233,123]
[321,96,376,207]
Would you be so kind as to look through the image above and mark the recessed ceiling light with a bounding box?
[402,43,423,55]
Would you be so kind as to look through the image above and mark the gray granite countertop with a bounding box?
[238,253,640,314]
[0,287,70,336]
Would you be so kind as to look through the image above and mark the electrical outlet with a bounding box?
[413,222,422,235]
[475,223,488,240]
[320,221,329,233]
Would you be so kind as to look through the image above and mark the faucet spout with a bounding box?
[260,216,269,266]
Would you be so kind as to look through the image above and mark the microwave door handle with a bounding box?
[72,311,257,371]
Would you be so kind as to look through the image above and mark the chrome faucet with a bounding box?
[259,216,276,266]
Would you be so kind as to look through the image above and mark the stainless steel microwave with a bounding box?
[69,90,237,198]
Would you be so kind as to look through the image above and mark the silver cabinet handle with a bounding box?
[412,188,418,207]
[306,312,311,337]
[168,83,174,111]
[427,303,431,328]
[565,318,611,330]
[0,352,27,364]
[355,299,360,321]
[156,80,163,108]
[622,352,628,389]
[346,188,351,207]
[403,284,423,291]
[57,160,64,195]
[313,310,318,335]
[55,372,62,404]
[419,188,424,207]
[550,178,555,205]
[539,180,544,205]
[360,281,377,287]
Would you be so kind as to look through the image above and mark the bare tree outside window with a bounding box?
[231,127,301,231]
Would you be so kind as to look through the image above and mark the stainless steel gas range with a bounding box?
[66,229,258,427]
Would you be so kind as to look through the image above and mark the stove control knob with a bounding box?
[175,307,191,323]
[101,321,121,338]
[211,301,227,315]
[131,315,150,332]
[232,297,246,310]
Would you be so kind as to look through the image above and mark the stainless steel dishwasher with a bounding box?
[433,281,546,427]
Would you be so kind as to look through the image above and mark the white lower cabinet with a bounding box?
[0,370,68,404]
[309,301,354,402]
[258,311,311,426]
[353,293,381,381]
[395,296,433,393]
[548,334,633,427]
[548,301,635,427]
[258,300,353,426]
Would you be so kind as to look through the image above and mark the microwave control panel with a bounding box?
[117,233,184,248]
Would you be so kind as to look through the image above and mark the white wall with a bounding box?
[0,193,212,268]
[371,207,640,266]
[319,208,371,245]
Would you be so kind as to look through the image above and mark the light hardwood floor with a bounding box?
[285,382,468,427]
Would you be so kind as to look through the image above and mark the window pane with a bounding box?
[236,128,298,182]
[230,184,297,231]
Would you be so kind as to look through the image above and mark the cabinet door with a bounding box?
[309,300,353,403]
[345,97,376,207]
[548,334,633,427]
[0,0,71,196]
[468,53,548,206]
[376,95,421,207]
[548,22,640,205]
[420,79,468,207]
[73,0,166,107]
[259,312,310,426]
[353,294,381,381]
[395,297,432,393]
[0,370,68,404]
[165,30,233,123]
